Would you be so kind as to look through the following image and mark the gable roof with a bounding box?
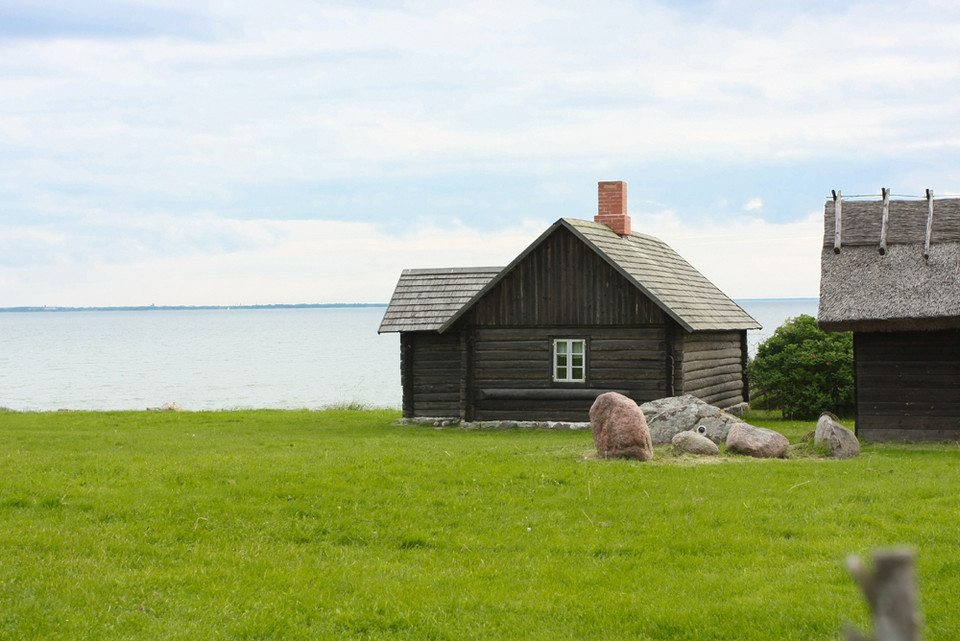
[378,267,501,333]
[818,198,960,332]
[380,218,759,334]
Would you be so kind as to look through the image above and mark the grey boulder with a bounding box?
[672,430,720,455]
[640,395,744,445]
[725,422,789,458]
[815,414,860,459]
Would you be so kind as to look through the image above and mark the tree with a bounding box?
[749,314,854,420]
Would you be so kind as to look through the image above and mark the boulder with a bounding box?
[589,392,654,461]
[672,430,720,455]
[640,395,743,445]
[815,414,860,459]
[726,422,789,458]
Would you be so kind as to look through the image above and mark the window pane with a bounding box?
[556,342,567,355]
[572,341,584,355]
[572,367,583,380]
[572,353,583,367]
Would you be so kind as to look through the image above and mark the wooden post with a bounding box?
[833,189,843,253]
[844,548,922,641]
[924,189,934,260]
[879,188,890,256]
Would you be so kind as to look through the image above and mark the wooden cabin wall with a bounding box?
[855,330,960,441]
[470,226,666,327]
[470,326,668,422]
[678,330,747,408]
[403,331,461,418]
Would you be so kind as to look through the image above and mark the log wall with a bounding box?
[404,331,461,418]
[471,326,668,421]
[679,330,747,408]
[855,330,960,441]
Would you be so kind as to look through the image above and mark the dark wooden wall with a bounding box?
[403,331,461,418]
[678,330,747,408]
[471,226,666,327]
[855,330,960,441]
[470,326,668,422]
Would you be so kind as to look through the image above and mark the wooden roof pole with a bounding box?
[879,187,890,256]
[832,190,842,254]
[924,189,934,260]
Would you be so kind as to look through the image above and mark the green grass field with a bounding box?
[1,409,958,640]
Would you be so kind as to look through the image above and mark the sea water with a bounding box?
[0,300,817,411]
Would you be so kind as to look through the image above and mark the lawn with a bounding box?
[1,409,958,640]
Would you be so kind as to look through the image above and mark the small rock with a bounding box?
[672,430,720,455]
[725,422,789,458]
[723,402,750,417]
[589,392,653,461]
[815,414,860,459]
[160,402,185,412]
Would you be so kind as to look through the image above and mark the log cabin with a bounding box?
[379,181,760,422]
[818,190,960,441]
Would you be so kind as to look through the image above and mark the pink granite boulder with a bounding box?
[589,392,654,461]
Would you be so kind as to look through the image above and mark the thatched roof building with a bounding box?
[818,191,960,440]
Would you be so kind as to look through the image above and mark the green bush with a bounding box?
[748,314,854,420]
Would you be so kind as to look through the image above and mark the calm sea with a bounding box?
[0,300,817,412]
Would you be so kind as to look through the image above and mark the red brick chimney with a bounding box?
[596,181,631,236]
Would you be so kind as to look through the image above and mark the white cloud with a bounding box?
[744,198,763,211]
[0,211,822,306]
[636,208,824,300]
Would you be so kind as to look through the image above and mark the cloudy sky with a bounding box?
[2,0,959,307]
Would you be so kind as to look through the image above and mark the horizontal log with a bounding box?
[592,351,666,363]
[682,364,743,386]
[684,331,739,344]
[474,351,548,363]
[682,347,742,362]
[681,356,742,374]
[700,390,743,407]
[413,392,461,403]
[859,403,960,418]
[588,368,665,381]
[683,340,741,355]
[475,409,591,422]
[858,426,960,442]
[474,368,548,381]
[410,382,460,394]
[591,339,666,351]
[858,387,960,403]
[478,388,629,401]
[475,327,664,341]
[687,378,743,402]
[412,402,460,413]
[474,340,546,352]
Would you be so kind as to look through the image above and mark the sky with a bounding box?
[2,0,960,307]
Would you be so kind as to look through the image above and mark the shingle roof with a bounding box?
[818,198,960,331]
[380,218,759,334]
[377,267,501,333]
[561,218,759,332]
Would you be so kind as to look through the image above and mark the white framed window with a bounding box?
[553,338,586,382]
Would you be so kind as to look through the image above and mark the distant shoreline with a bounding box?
[0,303,388,313]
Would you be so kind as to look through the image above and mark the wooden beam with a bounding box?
[478,388,628,401]
[879,187,890,255]
[833,189,842,254]
[924,189,934,260]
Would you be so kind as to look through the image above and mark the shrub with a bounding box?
[748,314,853,420]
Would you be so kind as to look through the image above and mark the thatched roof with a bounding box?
[818,197,960,332]
[380,218,759,334]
